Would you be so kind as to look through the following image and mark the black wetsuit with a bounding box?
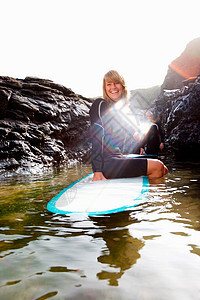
[89,98,147,179]
[141,122,164,156]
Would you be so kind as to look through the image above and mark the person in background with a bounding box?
[89,70,168,182]
[140,110,164,156]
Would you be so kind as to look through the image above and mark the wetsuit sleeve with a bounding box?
[89,99,107,172]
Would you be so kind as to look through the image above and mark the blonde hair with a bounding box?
[103,70,128,103]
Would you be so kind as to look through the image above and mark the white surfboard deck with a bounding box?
[47,173,149,216]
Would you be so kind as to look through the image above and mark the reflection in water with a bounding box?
[0,160,200,299]
[97,228,144,286]
[90,212,145,286]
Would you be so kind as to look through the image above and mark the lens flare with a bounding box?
[113,99,152,141]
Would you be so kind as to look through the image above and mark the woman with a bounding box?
[89,70,168,181]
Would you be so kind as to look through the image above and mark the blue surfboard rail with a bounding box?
[127,154,158,159]
[47,172,93,213]
[47,174,149,216]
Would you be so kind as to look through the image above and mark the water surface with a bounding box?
[0,159,200,300]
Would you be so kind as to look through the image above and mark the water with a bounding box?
[0,159,200,300]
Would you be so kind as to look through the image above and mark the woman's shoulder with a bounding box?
[92,98,107,106]
[89,98,109,121]
[90,98,108,112]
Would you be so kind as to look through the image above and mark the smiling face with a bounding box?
[103,70,128,103]
[105,81,123,102]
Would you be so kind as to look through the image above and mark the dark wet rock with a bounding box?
[0,76,93,176]
[152,76,200,160]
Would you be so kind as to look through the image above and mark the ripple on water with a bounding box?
[0,161,200,299]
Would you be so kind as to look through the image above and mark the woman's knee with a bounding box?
[147,159,167,178]
[163,165,168,175]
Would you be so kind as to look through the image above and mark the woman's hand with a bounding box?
[140,148,146,155]
[92,172,107,181]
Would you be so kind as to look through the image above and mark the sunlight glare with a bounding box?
[113,99,152,140]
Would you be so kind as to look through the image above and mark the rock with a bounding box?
[0,76,93,176]
[0,89,12,117]
[152,76,200,160]
[161,37,200,91]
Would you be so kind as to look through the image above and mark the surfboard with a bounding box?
[127,154,158,159]
[47,173,149,216]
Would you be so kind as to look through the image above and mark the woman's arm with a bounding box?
[89,99,108,179]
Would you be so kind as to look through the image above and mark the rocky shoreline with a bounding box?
[0,76,93,177]
[152,76,200,160]
[0,75,200,177]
